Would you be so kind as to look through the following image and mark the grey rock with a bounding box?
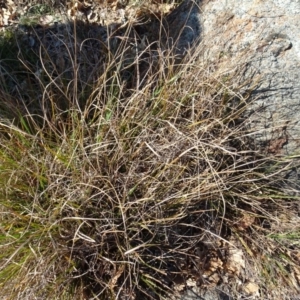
[200,0,300,157]
[163,0,300,298]
[165,0,300,192]
[169,284,234,300]
[198,0,300,194]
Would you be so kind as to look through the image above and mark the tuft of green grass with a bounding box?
[0,10,299,300]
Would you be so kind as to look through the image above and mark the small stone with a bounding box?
[243,282,260,296]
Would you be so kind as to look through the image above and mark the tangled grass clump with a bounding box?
[0,14,299,300]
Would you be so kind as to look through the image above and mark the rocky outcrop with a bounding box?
[199,0,300,201]
[168,0,300,157]
[164,0,300,298]
[165,0,300,194]
[199,0,300,158]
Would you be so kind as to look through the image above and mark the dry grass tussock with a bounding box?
[0,12,299,300]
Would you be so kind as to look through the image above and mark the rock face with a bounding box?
[164,0,300,298]
[169,0,300,156]
[199,0,300,157]
[165,0,300,193]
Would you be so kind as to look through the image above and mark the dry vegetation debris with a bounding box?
[0,0,176,28]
